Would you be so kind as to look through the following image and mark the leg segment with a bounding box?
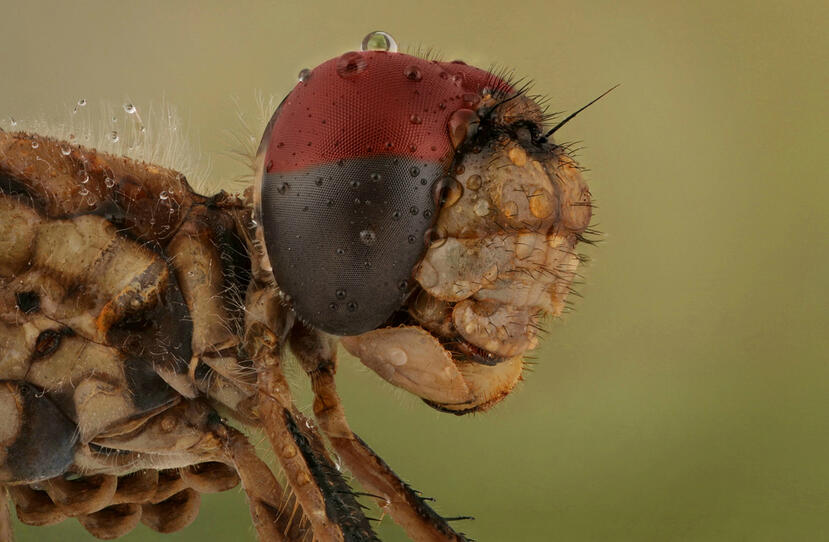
[289,323,469,542]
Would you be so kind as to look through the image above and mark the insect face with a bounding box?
[257,35,593,414]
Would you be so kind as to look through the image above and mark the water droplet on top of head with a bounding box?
[336,52,368,79]
[359,229,377,245]
[361,31,398,53]
[297,68,312,83]
[60,145,71,156]
[110,131,119,143]
[124,103,136,114]
[77,98,87,107]
[30,141,38,149]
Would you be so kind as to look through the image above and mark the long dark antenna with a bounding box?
[543,84,620,138]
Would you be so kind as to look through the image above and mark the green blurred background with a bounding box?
[1,0,827,540]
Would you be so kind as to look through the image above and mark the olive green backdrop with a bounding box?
[1,1,826,540]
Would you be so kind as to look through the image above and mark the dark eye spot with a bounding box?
[15,291,40,314]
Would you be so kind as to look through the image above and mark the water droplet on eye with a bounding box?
[347,301,358,312]
[277,182,290,195]
[407,234,416,243]
[159,191,169,200]
[298,68,312,83]
[315,177,323,186]
[266,160,273,172]
[424,226,448,248]
[110,131,120,143]
[336,52,368,78]
[409,166,420,177]
[124,103,136,114]
[359,229,376,245]
[466,174,482,190]
[420,178,427,185]
[30,141,39,149]
[432,175,464,208]
[336,248,345,255]
[423,209,432,219]
[335,289,347,300]
[447,109,479,149]
[409,206,419,215]
[403,65,422,81]
[397,280,408,291]
[387,347,408,366]
[361,31,398,52]
[370,172,382,182]
[60,145,70,156]
[409,114,422,125]
[329,302,338,310]
[350,180,360,189]
[473,199,490,216]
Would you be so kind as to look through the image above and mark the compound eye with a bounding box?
[260,158,442,336]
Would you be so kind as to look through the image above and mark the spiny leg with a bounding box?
[218,424,311,542]
[289,322,469,542]
[248,316,378,542]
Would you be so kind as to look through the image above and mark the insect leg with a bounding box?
[289,322,470,542]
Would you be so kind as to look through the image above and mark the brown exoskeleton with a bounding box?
[0,35,596,542]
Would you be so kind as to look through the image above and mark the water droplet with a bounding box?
[159,191,169,200]
[473,199,490,216]
[391,210,402,220]
[347,301,359,312]
[447,109,479,149]
[370,172,382,182]
[432,175,464,208]
[336,248,345,255]
[359,229,376,245]
[350,180,360,189]
[30,141,39,149]
[529,191,555,219]
[329,302,338,310]
[336,289,347,300]
[336,52,368,78]
[508,146,528,167]
[79,187,89,196]
[277,182,289,195]
[60,145,71,156]
[397,280,408,292]
[387,347,408,366]
[78,98,87,107]
[361,31,398,53]
[424,226,448,248]
[315,177,324,186]
[105,177,115,188]
[466,174,482,190]
[110,131,120,143]
[298,68,312,83]
[423,209,432,219]
[124,103,136,114]
[409,166,420,177]
[409,114,422,125]
[409,206,419,215]
[403,65,422,81]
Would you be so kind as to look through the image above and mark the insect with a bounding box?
[0,31,595,541]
